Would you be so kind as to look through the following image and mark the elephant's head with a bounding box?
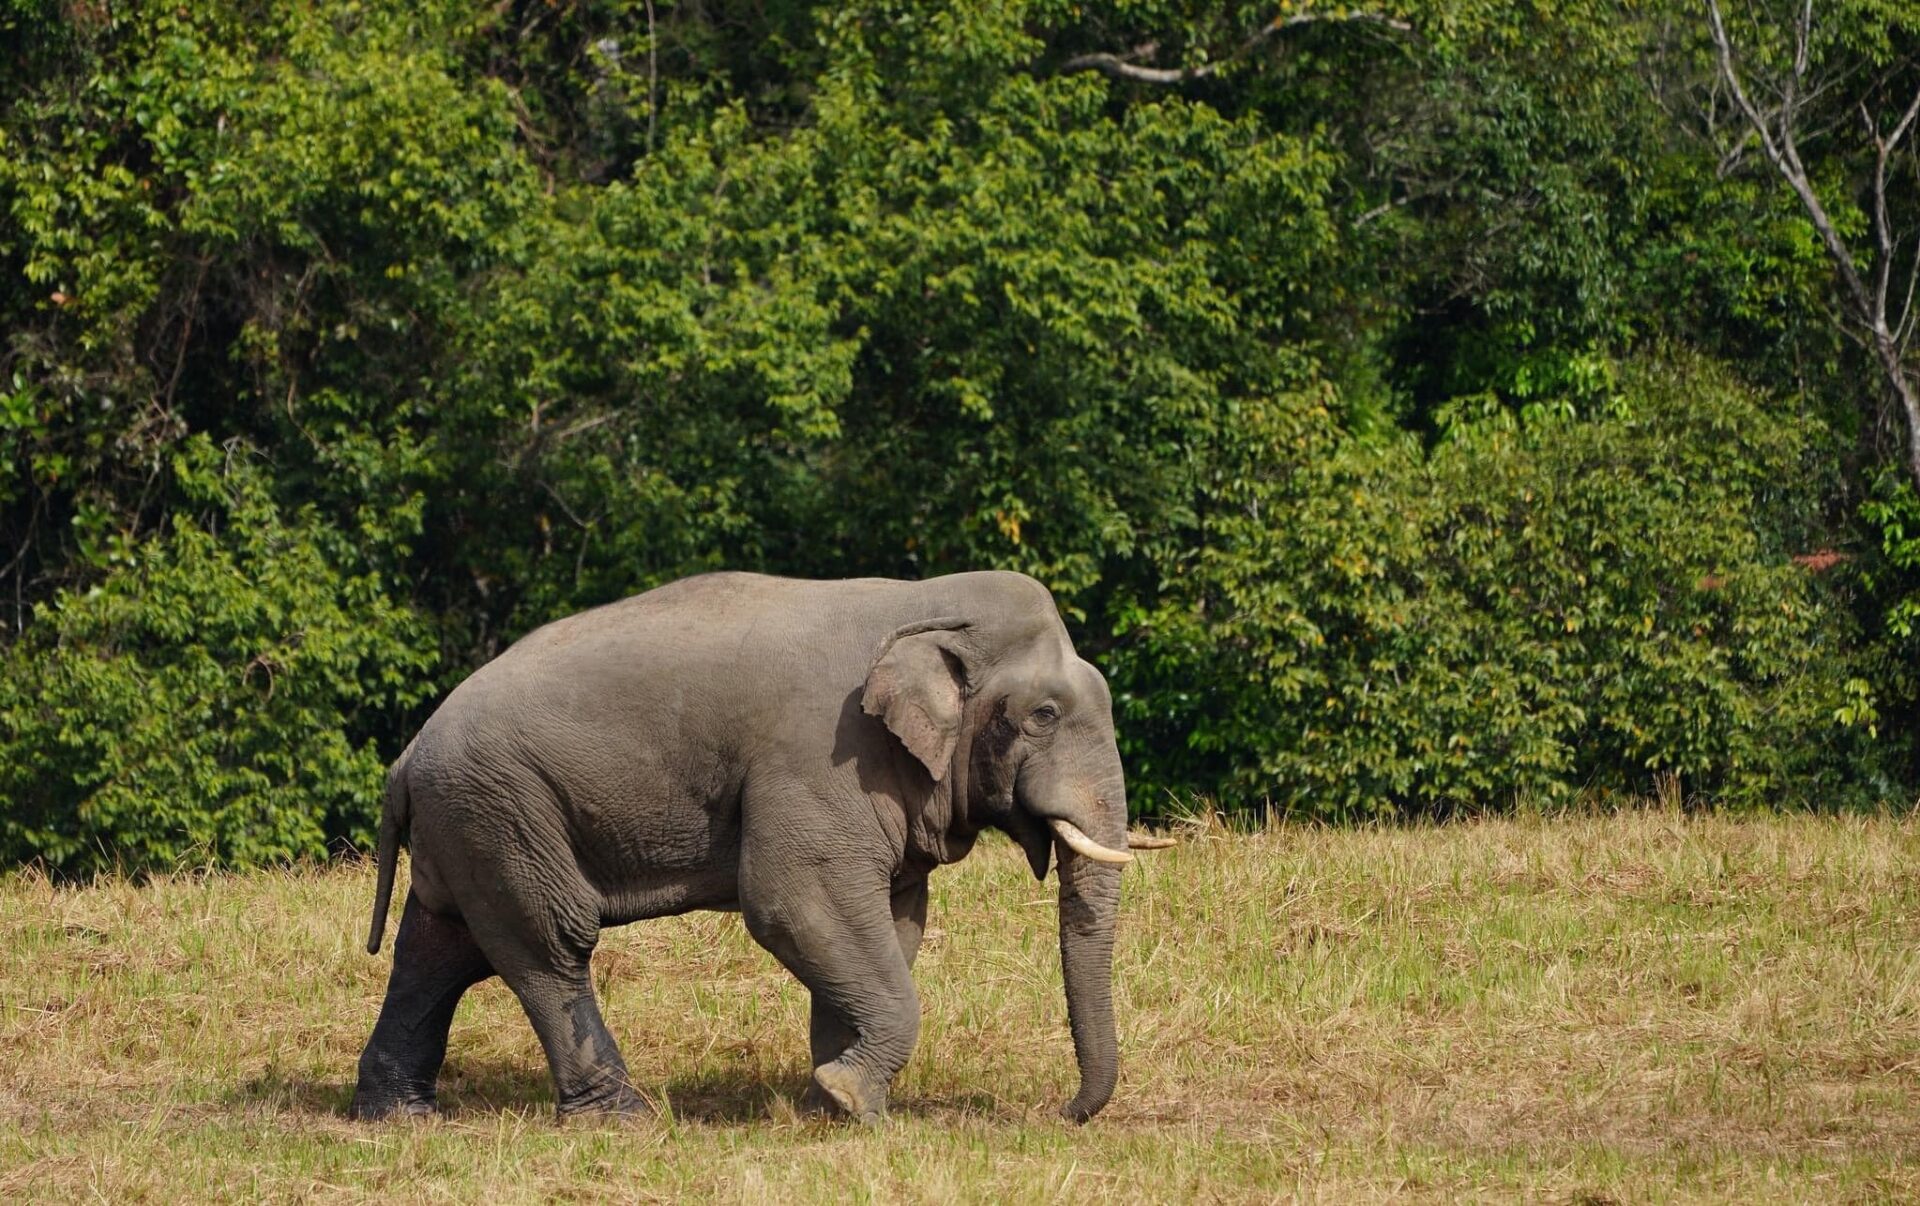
[862,583,1163,1122]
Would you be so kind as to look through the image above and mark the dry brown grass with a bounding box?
[5,809,1920,1201]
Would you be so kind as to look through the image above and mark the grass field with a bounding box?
[5,810,1920,1202]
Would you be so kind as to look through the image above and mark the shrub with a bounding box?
[0,436,434,873]
[1108,352,1875,817]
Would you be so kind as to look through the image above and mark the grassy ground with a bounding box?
[5,811,1920,1202]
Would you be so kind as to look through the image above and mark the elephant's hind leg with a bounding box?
[352,892,494,1120]
[501,961,648,1119]
[452,867,648,1119]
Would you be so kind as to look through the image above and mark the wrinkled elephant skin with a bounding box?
[351,571,1141,1125]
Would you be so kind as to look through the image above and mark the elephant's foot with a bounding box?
[350,1056,439,1122]
[555,1081,653,1122]
[799,1080,839,1117]
[349,1091,438,1121]
[806,1060,887,1124]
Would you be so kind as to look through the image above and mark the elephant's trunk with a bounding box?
[1056,839,1122,1123]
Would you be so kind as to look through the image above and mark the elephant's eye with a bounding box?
[1032,703,1061,724]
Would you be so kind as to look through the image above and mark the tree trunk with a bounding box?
[1877,335,1920,492]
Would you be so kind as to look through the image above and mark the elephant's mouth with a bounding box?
[1006,790,1174,880]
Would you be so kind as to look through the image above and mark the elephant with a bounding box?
[351,570,1169,1125]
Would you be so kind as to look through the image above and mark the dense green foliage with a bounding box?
[0,436,434,866]
[2,0,1917,871]
[1113,354,1875,815]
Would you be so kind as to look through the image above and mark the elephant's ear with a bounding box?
[863,617,971,782]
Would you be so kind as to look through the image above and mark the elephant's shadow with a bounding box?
[228,1061,995,1125]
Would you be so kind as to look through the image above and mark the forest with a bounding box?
[3,0,1919,872]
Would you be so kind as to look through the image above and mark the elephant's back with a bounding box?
[430,570,1050,729]
[409,572,917,795]
[480,572,914,687]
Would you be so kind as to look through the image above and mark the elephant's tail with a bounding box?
[365,739,415,955]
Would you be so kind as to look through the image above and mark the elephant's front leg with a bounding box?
[801,998,860,1117]
[745,871,922,1123]
[801,878,928,1116]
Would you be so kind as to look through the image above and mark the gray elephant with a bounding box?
[351,570,1166,1125]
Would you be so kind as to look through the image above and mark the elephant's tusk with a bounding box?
[1126,833,1177,850]
[1048,818,1134,865]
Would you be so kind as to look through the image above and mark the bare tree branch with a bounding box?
[1899,243,1920,346]
[1794,0,1813,83]
[1706,0,1872,314]
[1705,0,1920,490]
[1891,81,1920,147]
[1862,88,1920,334]
[1352,171,1470,227]
[1060,9,1411,85]
[1058,49,1189,86]
[1782,0,1810,116]
[1868,105,1895,327]
[644,0,658,154]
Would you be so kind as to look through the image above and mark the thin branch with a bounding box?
[1271,10,1413,33]
[1867,87,1920,329]
[1794,0,1812,82]
[539,478,590,531]
[1906,144,1920,344]
[1716,125,1759,177]
[1705,0,1874,322]
[1,495,40,638]
[1059,52,1190,86]
[1867,85,1920,344]
[1354,196,1408,227]
[1060,9,1410,85]
[1705,0,1920,489]
[1898,155,1920,346]
[1889,81,1920,149]
[1898,240,1920,347]
[552,412,619,442]
[161,257,210,422]
[1868,104,1897,331]
[12,521,24,637]
[1352,172,1470,227]
[1781,0,1809,116]
[644,0,658,154]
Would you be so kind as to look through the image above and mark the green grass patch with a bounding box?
[6,810,1920,1200]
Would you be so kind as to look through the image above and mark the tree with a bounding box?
[1704,0,1920,489]
[1,0,1911,869]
